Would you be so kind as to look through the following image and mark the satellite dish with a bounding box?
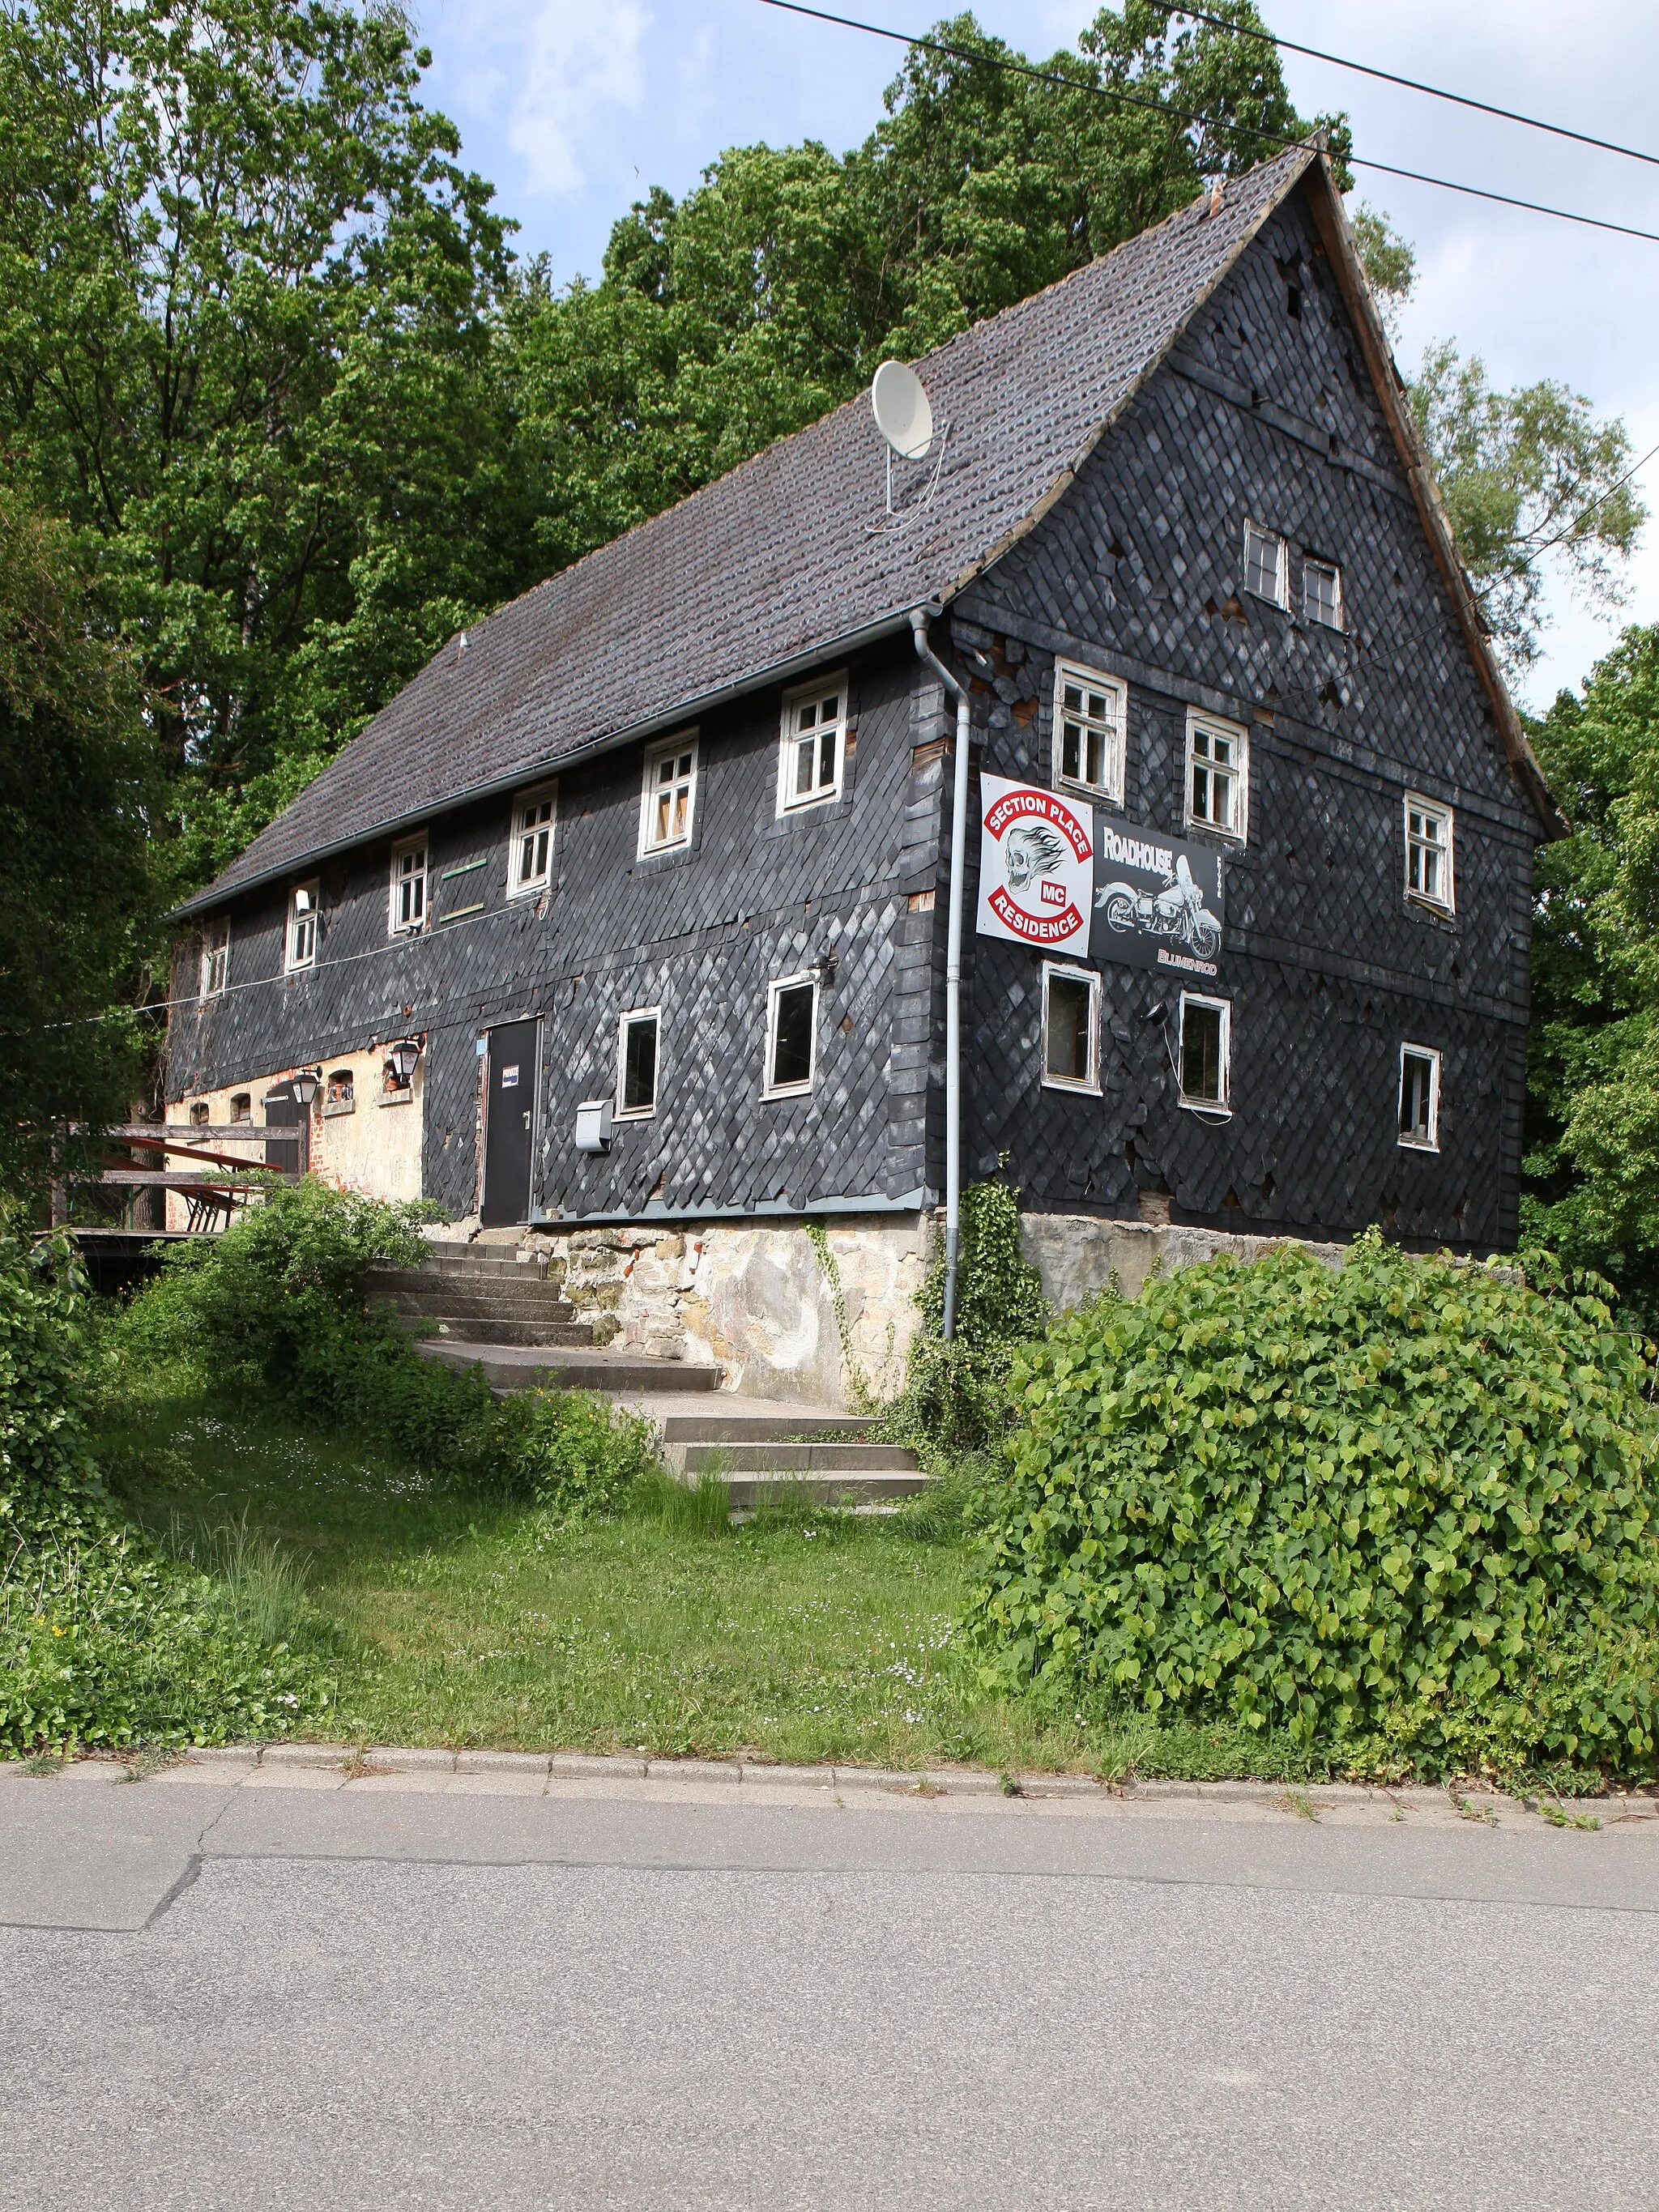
[871,360,934,461]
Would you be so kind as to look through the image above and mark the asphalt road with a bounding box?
[2,1757,1657,2211]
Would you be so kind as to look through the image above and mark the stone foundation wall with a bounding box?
[440,1208,1351,1410]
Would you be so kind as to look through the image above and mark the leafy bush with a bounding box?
[1,1225,329,1750]
[112,1177,659,1519]
[885,1176,1050,1460]
[970,1231,1659,1779]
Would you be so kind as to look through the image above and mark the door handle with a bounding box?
[522,1111,531,1130]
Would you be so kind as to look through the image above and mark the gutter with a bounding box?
[169,605,925,922]
[910,606,971,1345]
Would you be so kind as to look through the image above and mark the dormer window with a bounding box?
[1052,663,1125,804]
[639,732,698,855]
[390,836,428,935]
[200,916,229,997]
[286,881,319,972]
[1243,520,1288,608]
[509,786,556,896]
[1303,556,1344,629]
[778,676,847,813]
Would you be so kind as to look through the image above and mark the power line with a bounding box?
[758,1,1659,245]
[1171,5,1659,173]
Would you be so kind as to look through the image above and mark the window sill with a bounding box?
[1177,1097,1232,1119]
[761,1083,814,1102]
[1054,778,1122,809]
[508,881,550,902]
[1183,824,1247,850]
[778,787,845,818]
[614,1106,656,1123]
[1041,1076,1102,1096]
[322,1102,356,1118]
[1405,894,1456,922]
[378,1089,413,1108]
[1397,1136,1439,1153]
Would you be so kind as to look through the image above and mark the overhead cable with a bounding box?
[758,1,1659,245]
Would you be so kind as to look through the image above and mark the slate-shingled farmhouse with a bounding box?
[166,146,1555,1399]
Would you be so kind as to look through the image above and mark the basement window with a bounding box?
[1243,520,1288,608]
[764,973,818,1098]
[616,1007,660,1119]
[1178,992,1231,1114]
[1185,710,1248,844]
[229,1093,252,1123]
[778,676,847,813]
[1404,794,1455,914]
[1041,963,1101,1092]
[189,1100,210,1126]
[1052,662,1126,804]
[1399,1044,1441,1151]
[1303,556,1344,630]
[639,731,698,855]
[390,835,428,936]
[509,785,556,896]
[200,915,230,998]
[285,881,319,972]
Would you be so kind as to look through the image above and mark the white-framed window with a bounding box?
[1185,710,1248,843]
[1303,556,1344,630]
[1178,991,1231,1114]
[389,836,427,936]
[1052,662,1126,804]
[1041,962,1101,1092]
[1404,794,1455,914]
[778,675,847,814]
[285,880,319,972]
[763,972,818,1098]
[509,785,557,897]
[1243,520,1288,607]
[639,731,698,855]
[1399,1044,1441,1151]
[200,915,230,997]
[616,1006,660,1119]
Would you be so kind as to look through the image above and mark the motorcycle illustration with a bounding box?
[1095,854,1222,961]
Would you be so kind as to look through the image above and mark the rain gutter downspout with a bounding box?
[911,605,970,1344]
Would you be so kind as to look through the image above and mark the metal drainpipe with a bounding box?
[911,606,972,1342]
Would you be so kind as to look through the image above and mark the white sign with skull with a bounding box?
[975,774,1094,954]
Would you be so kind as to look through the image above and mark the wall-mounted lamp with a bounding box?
[387,1038,422,1085]
[290,1068,322,1108]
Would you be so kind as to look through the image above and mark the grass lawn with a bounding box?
[96,1392,1329,1781]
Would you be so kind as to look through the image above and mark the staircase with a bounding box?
[370,1239,927,1507]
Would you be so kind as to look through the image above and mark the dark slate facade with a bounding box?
[167,153,1548,1250]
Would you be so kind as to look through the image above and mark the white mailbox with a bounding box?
[574,1097,614,1154]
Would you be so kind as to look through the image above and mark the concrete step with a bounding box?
[658,1413,878,1445]
[680,1442,919,1475]
[420,1240,531,1267]
[413,1316,595,1348]
[418,1341,720,1394]
[716,1469,928,1509]
[371,1258,552,1287]
[370,1283,577,1319]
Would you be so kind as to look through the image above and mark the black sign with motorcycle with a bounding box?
[1089,820,1224,978]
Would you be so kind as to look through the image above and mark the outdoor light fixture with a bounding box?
[388,1038,421,1085]
[290,1068,321,1108]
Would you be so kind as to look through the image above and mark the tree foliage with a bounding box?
[0,488,156,1192]
[971,1235,1659,1779]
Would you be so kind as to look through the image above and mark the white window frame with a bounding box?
[638,731,699,857]
[615,1004,661,1121]
[389,834,429,936]
[777,672,848,816]
[1051,661,1126,806]
[762,971,819,1100]
[1243,519,1288,608]
[1404,793,1456,915]
[1177,991,1232,1115]
[1040,961,1102,1093]
[1184,709,1249,846]
[1398,1043,1441,1152]
[285,880,319,973]
[508,784,557,897]
[200,915,230,998]
[1303,556,1344,631]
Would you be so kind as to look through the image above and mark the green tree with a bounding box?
[0,490,157,1193]
[0,0,522,889]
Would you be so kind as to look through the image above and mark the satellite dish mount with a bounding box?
[871,359,936,515]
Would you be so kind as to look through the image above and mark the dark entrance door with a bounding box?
[481,1018,539,1226]
[262,1085,308,1178]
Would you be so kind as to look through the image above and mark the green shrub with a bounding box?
[1,1225,329,1750]
[885,1175,1050,1460]
[970,1231,1659,1779]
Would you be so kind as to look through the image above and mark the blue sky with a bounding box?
[412,0,1659,713]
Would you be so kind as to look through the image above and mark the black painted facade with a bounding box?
[168,177,1539,1249]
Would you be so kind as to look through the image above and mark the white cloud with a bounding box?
[505,0,650,197]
